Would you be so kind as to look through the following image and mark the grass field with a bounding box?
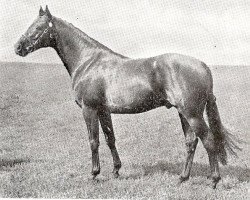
[0,62,249,199]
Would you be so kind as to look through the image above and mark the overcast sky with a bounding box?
[1,0,250,65]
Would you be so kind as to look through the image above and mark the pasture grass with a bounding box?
[0,62,249,199]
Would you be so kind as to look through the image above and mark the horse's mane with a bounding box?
[54,17,127,58]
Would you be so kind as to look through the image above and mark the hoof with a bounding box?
[92,174,98,180]
[211,181,218,189]
[211,176,221,189]
[91,169,100,180]
[113,171,119,179]
[88,175,99,182]
[112,163,121,179]
[178,176,189,185]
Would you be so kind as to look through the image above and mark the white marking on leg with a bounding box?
[153,60,157,69]
[107,127,111,132]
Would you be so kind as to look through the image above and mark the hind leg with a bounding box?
[198,121,221,188]
[179,113,199,183]
[187,117,221,188]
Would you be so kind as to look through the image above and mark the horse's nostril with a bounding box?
[15,43,22,52]
[27,46,34,52]
[17,44,22,51]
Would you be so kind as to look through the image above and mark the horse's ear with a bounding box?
[45,5,52,20]
[39,6,45,16]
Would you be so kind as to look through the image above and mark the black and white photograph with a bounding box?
[0,0,249,199]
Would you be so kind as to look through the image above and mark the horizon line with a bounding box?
[1,60,249,67]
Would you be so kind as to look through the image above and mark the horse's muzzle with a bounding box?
[14,42,29,57]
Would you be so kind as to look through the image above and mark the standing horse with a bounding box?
[15,6,240,188]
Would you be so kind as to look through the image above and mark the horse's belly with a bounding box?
[106,83,162,114]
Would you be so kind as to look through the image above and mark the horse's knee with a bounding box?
[90,140,99,152]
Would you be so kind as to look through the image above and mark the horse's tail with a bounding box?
[206,95,241,165]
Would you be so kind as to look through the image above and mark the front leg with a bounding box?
[98,108,121,178]
[82,105,100,179]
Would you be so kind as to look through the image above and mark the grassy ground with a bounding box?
[0,62,249,199]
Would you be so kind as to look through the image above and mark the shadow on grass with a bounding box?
[0,158,30,169]
[128,161,250,182]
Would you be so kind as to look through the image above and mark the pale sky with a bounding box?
[1,0,250,65]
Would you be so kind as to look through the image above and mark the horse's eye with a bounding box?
[36,27,42,31]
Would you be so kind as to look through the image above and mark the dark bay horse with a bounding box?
[15,6,240,188]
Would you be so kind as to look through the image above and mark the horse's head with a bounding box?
[15,6,56,57]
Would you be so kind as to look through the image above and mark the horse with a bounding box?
[15,6,240,188]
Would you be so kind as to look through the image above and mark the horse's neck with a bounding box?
[52,17,126,76]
